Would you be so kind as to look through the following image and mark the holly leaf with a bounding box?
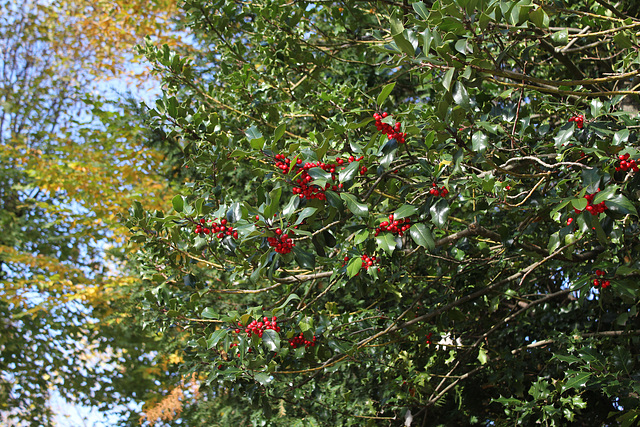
[376,232,397,255]
[377,82,396,106]
[261,329,280,352]
[430,198,450,228]
[254,372,273,386]
[338,160,360,182]
[245,125,264,149]
[340,193,368,217]
[394,204,418,220]
[207,329,228,349]
[172,195,184,213]
[410,223,435,251]
[605,194,638,216]
[563,371,591,392]
[347,257,363,278]
[292,246,315,269]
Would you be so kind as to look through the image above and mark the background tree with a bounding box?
[0,0,185,424]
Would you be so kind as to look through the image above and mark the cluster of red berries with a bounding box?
[274,154,293,174]
[273,154,367,200]
[194,218,239,239]
[266,228,295,254]
[429,183,449,197]
[375,213,412,237]
[593,269,611,289]
[373,112,406,144]
[288,333,317,349]
[360,254,377,269]
[235,316,281,338]
[569,114,584,129]
[615,153,638,173]
[575,189,607,216]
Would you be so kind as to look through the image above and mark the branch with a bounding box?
[511,329,640,354]
[272,271,334,283]
[502,156,593,171]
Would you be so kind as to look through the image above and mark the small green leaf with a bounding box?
[390,16,404,36]
[307,167,332,181]
[593,186,618,205]
[548,230,561,254]
[376,232,397,255]
[379,138,398,169]
[614,31,634,49]
[430,198,450,228]
[274,123,286,143]
[254,372,273,386]
[262,329,280,352]
[471,131,488,153]
[553,354,582,365]
[354,229,369,245]
[613,129,630,146]
[207,329,228,349]
[340,193,369,217]
[245,125,265,149]
[442,67,455,91]
[393,32,416,56]
[551,28,568,45]
[413,1,429,20]
[283,195,299,218]
[172,195,184,213]
[563,371,591,391]
[276,294,300,311]
[195,198,205,215]
[292,246,316,269]
[338,160,360,182]
[571,198,588,211]
[347,257,363,278]
[478,347,488,365]
[410,223,435,251]
[393,204,418,220]
[606,194,638,216]
[453,82,470,109]
[202,307,217,319]
[295,207,317,225]
[377,82,396,106]
[529,6,549,28]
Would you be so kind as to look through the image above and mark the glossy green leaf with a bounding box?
[347,257,363,278]
[471,131,488,153]
[338,160,360,182]
[376,232,397,255]
[410,223,435,251]
[393,204,418,220]
[430,198,450,228]
[292,246,315,269]
[172,195,184,213]
[340,193,368,217]
[207,329,228,349]
[261,329,280,352]
[377,82,396,106]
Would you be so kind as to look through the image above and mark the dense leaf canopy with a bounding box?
[3,0,640,425]
[0,0,181,424]
[125,0,640,425]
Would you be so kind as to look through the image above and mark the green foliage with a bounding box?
[126,0,640,425]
